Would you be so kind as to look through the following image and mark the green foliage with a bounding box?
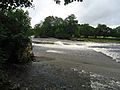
[42,16,56,37]
[79,24,95,38]
[0,0,33,10]
[54,0,83,5]
[0,1,33,89]
[114,26,120,37]
[34,14,78,39]
[64,0,83,5]
[0,9,33,64]
[64,14,78,39]
[95,24,112,38]
[34,15,120,40]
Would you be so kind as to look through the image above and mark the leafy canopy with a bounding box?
[0,0,83,10]
[0,0,33,10]
[54,0,83,5]
[0,9,33,63]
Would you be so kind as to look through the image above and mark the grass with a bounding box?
[73,37,120,43]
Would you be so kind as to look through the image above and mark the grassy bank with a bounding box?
[72,37,120,43]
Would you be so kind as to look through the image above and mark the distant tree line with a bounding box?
[34,14,120,39]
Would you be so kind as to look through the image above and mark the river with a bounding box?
[32,38,120,63]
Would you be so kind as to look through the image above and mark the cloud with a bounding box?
[28,0,120,27]
[78,0,120,26]
[28,0,83,26]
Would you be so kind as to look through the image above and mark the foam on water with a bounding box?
[32,38,120,63]
[46,50,65,54]
[85,43,120,63]
[33,41,86,50]
[71,67,120,90]
[54,41,64,45]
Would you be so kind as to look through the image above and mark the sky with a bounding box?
[28,0,120,28]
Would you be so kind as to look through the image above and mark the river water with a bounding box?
[29,38,120,89]
[83,42,120,63]
[32,38,120,63]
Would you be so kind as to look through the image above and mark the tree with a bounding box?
[0,0,33,10]
[34,14,79,39]
[54,0,83,5]
[95,24,111,38]
[64,0,83,5]
[34,22,43,37]
[0,0,83,10]
[0,9,33,63]
[114,26,120,37]
[40,16,56,37]
[54,17,66,38]
[64,14,78,39]
[34,16,66,38]
[79,24,94,38]
[0,0,34,64]
[74,24,81,38]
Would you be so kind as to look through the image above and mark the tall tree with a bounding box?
[41,16,56,37]
[64,14,78,39]
[54,17,69,39]
[35,16,65,38]
[0,9,33,63]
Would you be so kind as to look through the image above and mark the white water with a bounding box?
[46,50,65,54]
[71,67,120,90]
[32,39,120,63]
[85,43,120,63]
[33,41,86,50]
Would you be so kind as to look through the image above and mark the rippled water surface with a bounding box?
[85,42,120,63]
[32,38,120,63]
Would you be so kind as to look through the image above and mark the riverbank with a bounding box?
[76,37,120,43]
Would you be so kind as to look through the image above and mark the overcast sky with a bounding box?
[28,0,120,28]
